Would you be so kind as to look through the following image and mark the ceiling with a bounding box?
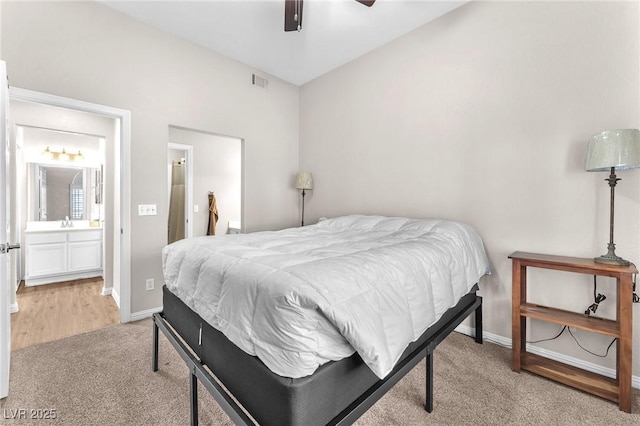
[99,0,470,86]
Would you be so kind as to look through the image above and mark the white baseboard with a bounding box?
[454,324,640,389]
[101,286,112,296]
[129,306,162,322]
[9,303,18,314]
[111,287,120,308]
[25,271,103,287]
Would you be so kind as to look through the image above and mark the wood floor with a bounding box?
[11,277,120,351]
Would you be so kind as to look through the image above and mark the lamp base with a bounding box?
[594,243,631,266]
[594,255,631,266]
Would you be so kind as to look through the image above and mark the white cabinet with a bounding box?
[25,229,103,286]
[68,231,103,273]
[68,241,102,272]
[26,242,67,277]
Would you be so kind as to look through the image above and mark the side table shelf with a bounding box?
[509,251,636,413]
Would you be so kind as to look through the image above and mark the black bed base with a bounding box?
[152,292,483,426]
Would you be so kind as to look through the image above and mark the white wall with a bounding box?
[300,1,640,375]
[0,1,3,58]
[1,1,300,313]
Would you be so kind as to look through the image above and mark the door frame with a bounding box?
[9,87,132,323]
[1,61,10,399]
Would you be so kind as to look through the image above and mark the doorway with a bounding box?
[167,143,193,243]
[8,88,131,324]
[10,118,117,349]
[1,85,130,399]
[168,126,243,240]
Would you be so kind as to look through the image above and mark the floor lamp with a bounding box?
[295,172,313,226]
[585,129,640,265]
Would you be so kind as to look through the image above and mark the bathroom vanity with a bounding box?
[24,221,103,286]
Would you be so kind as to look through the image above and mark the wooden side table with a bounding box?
[509,251,636,413]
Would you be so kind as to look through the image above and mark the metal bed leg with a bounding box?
[153,313,254,425]
[152,317,159,372]
[425,350,433,413]
[190,372,199,426]
[475,296,483,344]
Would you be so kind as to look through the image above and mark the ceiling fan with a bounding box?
[285,0,376,32]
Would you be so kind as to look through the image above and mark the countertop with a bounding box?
[25,221,103,233]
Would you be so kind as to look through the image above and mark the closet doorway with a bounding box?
[167,126,243,242]
[167,143,193,243]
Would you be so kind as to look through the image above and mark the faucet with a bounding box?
[61,216,72,228]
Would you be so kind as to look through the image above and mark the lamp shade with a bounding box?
[295,172,313,190]
[585,129,640,172]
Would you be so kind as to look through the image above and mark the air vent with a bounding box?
[251,73,268,90]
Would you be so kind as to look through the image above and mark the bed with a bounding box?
[153,215,490,425]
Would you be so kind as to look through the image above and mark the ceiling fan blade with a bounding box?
[355,0,376,6]
[284,0,304,32]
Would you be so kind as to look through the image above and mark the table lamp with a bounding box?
[585,129,640,265]
[295,172,313,226]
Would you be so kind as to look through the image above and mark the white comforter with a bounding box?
[162,215,490,379]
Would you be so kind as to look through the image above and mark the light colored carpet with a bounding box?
[1,319,638,425]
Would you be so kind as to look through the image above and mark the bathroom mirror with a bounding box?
[28,163,101,222]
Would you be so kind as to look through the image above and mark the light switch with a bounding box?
[194,204,199,213]
[138,204,157,216]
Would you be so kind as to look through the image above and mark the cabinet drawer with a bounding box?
[68,230,102,242]
[26,232,67,245]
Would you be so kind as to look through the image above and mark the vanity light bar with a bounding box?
[43,146,84,161]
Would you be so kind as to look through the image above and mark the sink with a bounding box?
[25,220,100,232]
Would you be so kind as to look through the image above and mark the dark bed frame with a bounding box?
[153,285,483,425]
